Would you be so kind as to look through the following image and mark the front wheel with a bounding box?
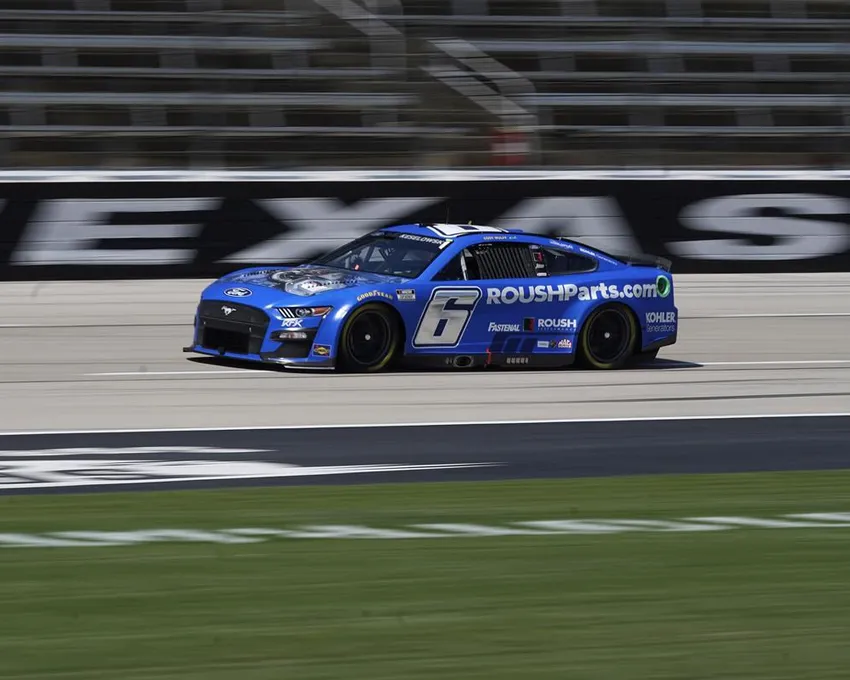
[576,304,638,370]
[337,303,400,373]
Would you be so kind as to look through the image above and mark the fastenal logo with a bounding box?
[224,287,252,298]
[486,282,662,304]
[536,318,578,331]
[488,322,522,333]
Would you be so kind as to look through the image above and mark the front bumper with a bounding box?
[184,300,335,369]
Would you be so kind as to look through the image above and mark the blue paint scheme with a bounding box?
[185,223,678,369]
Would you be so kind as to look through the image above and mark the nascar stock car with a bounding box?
[184,223,678,372]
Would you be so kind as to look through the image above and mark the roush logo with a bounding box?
[537,318,577,331]
[645,312,676,324]
[486,282,663,305]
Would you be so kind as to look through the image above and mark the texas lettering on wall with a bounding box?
[1,179,849,279]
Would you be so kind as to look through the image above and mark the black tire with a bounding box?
[576,304,638,370]
[337,303,401,373]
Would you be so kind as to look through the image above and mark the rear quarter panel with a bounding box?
[397,264,676,359]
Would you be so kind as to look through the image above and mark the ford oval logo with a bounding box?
[224,287,252,298]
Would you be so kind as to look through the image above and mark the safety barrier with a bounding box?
[1,170,849,280]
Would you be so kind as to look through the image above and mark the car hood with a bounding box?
[216,265,408,298]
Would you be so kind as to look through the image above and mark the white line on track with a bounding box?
[89,370,274,377]
[85,359,850,377]
[701,360,850,367]
[691,313,850,318]
[2,411,850,437]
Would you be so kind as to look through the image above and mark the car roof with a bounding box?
[376,223,673,273]
[379,222,594,251]
[380,222,522,239]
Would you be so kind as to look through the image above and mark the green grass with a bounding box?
[2,470,850,679]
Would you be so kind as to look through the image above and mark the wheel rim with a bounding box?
[345,311,392,367]
[586,309,631,365]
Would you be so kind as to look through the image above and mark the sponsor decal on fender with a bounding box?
[396,288,416,302]
[311,344,331,357]
[487,282,662,304]
[645,312,676,324]
[645,311,677,334]
[488,322,522,333]
[280,318,304,328]
[536,318,578,331]
[356,290,393,302]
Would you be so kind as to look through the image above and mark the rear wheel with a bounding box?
[337,303,400,373]
[576,304,638,370]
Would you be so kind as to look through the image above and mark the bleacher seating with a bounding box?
[0,0,847,168]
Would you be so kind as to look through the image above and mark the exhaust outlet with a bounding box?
[453,355,474,368]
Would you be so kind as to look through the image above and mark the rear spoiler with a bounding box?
[617,253,673,272]
[550,237,672,272]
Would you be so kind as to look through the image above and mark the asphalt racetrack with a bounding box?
[2,272,850,431]
[0,416,849,495]
[0,272,849,494]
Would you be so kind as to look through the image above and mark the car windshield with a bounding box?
[312,231,445,279]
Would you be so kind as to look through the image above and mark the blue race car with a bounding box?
[184,223,677,372]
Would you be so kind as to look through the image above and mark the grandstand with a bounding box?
[0,0,847,168]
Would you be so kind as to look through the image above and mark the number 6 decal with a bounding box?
[413,287,482,348]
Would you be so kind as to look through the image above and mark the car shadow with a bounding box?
[186,355,703,375]
[186,356,288,373]
[625,358,703,370]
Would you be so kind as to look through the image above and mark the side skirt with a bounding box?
[403,353,576,371]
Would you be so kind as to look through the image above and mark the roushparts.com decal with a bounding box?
[2,512,850,548]
[486,280,668,304]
